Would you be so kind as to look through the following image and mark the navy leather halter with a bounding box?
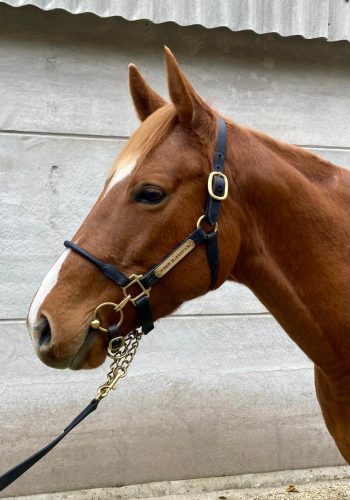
[64,118,227,343]
[0,118,227,492]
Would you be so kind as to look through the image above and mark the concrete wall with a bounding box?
[0,4,348,497]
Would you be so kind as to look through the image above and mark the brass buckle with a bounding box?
[207,171,228,200]
[122,274,151,306]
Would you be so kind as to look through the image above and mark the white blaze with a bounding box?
[27,250,70,330]
[104,157,137,196]
[27,157,137,332]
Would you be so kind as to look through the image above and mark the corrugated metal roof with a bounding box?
[2,0,350,42]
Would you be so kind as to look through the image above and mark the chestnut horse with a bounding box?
[27,48,350,463]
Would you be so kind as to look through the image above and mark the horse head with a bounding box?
[27,48,241,369]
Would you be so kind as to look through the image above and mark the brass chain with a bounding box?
[96,328,143,401]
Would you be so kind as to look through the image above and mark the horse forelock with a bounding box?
[109,104,177,179]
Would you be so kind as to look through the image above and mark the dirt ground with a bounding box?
[143,479,350,500]
[4,466,349,500]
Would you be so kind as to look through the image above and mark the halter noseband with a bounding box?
[64,118,228,349]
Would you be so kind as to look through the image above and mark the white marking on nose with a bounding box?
[104,157,137,196]
[27,250,70,332]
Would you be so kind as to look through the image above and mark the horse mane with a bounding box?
[249,128,340,182]
[109,104,177,176]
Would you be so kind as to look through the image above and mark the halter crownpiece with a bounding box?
[0,118,228,492]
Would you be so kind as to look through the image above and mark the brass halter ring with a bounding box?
[91,302,131,352]
[91,300,128,333]
[196,214,218,233]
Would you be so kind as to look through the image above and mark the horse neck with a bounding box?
[226,123,350,376]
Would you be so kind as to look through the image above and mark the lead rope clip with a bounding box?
[96,328,143,401]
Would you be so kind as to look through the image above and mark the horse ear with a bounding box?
[128,64,167,121]
[164,46,213,129]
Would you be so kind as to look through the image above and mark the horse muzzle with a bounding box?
[29,314,102,369]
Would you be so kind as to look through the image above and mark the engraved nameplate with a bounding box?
[154,239,195,278]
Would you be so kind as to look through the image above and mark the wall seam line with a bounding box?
[0,312,272,323]
[0,129,350,151]
[0,130,129,141]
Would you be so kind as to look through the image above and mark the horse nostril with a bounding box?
[37,315,52,347]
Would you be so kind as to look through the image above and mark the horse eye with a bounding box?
[134,185,166,204]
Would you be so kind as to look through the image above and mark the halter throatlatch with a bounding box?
[0,118,228,492]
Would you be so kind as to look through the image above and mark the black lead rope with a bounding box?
[0,118,227,492]
[0,400,99,491]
